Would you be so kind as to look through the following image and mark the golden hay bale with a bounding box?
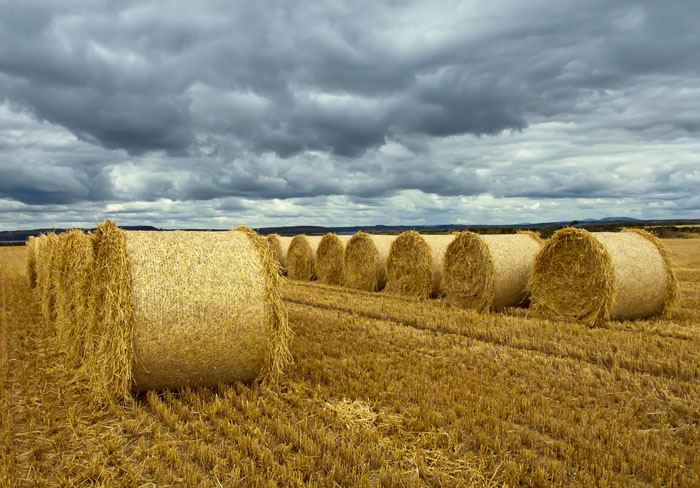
[277,236,294,272]
[528,228,679,325]
[26,236,37,288]
[385,232,455,299]
[36,232,60,324]
[53,230,93,359]
[286,235,323,281]
[266,235,294,272]
[266,234,285,271]
[85,220,291,398]
[443,231,543,311]
[315,234,352,285]
[343,232,397,291]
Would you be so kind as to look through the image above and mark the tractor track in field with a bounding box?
[282,293,700,385]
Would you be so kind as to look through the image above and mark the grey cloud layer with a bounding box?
[0,0,699,227]
[3,0,700,157]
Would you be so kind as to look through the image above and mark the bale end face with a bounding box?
[286,235,316,281]
[386,231,433,299]
[37,232,61,325]
[443,231,494,311]
[528,227,614,325]
[343,232,384,291]
[315,233,345,285]
[54,229,93,362]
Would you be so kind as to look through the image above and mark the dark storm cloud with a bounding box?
[2,0,700,159]
[0,0,699,227]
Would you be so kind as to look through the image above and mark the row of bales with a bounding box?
[268,228,678,325]
[26,222,291,401]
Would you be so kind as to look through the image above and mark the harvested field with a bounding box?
[2,237,700,486]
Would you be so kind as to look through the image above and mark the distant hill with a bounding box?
[0,226,159,243]
[1,218,698,242]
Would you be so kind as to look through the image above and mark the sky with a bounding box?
[1,0,699,230]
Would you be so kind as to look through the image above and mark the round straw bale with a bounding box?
[528,228,679,325]
[315,234,352,285]
[266,234,285,271]
[343,233,397,291]
[87,220,291,398]
[26,236,37,288]
[36,232,60,324]
[276,236,295,272]
[53,230,93,359]
[286,235,323,281]
[386,232,455,299]
[443,231,543,311]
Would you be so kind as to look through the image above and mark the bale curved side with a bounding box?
[343,233,396,291]
[596,230,677,320]
[232,226,291,383]
[622,228,679,316]
[386,232,453,298]
[315,234,351,285]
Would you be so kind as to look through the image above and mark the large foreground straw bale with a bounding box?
[26,236,37,288]
[286,235,323,281]
[87,220,291,399]
[386,232,455,299]
[343,233,397,291]
[53,230,93,360]
[443,232,542,311]
[315,234,352,285]
[529,228,678,325]
[36,232,60,324]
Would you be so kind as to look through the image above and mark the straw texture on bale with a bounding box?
[26,236,37,288]
[443,231,543,311]
[36,232,60,324]
[277,236,295,272]
[286,235,323,281]
[343,233,397,291]
[528,228,679,325]
[315,234,352,285]
[266,234,285,271]
[53,230,94,361]
[386,232,455,299]
[86,220,291,399]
